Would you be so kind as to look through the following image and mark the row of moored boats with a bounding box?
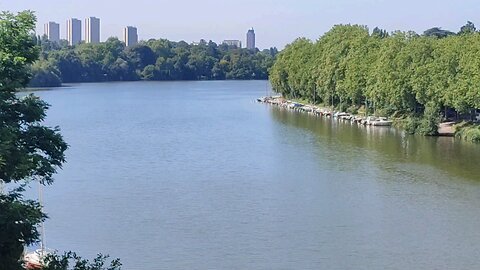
[257,96,393,127]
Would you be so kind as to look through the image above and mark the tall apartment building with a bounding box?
[66,18,82,46]
[44,21,60,43]
[246,28,255,49]
[85,17,100,44]
[123,26,138,47]
[222,40,242,48]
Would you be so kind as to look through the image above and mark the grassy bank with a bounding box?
[263,96,480,143]
[455,122,480,143]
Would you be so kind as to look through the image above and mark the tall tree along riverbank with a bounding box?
[269,24,480,139]
[30,37,278,87]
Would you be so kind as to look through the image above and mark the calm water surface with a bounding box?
[30,81,480,269]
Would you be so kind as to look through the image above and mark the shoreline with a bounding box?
[257,96,459,136]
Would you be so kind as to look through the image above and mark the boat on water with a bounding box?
[360,116,393,126]
[370,117,393,126]
[259,96,393,127]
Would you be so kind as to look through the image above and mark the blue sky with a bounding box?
[1,0,479,49]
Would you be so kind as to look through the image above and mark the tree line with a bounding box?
[29,36,278,87]
[269,23,480,135]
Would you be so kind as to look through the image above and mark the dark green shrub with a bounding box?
[418,103,440,136]
[404,116,420,134]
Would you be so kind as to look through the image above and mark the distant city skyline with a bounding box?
[42,16,256,49]
[41,15,256,49]
[2,0,480,49]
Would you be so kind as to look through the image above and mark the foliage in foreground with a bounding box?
[43,252,121,270]
[269,23,480,137]
[0,188,45,270]
[1,10,119,269]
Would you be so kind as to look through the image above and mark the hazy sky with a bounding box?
[1,0,479,49]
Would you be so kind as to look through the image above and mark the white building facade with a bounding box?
[66,18,82,46]
[123,26,138,47]
[222,40,242,48]
[246,28,255,49]
[85,17,100,44]
[44,21,60,43]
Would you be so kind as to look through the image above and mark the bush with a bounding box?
[346,105,359,114]
[417,103,440,136]
[467,128,480,142]
[43,252,121,270]
[404,116,420,134]
[29,61,62,87]
[455,122,480,143]
[29,69,62,87]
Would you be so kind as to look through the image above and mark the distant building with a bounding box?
[66,18,82,46]
[85,17,100,44]
[44,21,60,43]
[246,28,255,49]
[222,40,242,48]
[123,26,138,47]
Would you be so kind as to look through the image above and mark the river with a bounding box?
[29,80,480,269]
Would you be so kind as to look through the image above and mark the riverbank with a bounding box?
[455,122,480,142]
[257,96,394,126]
[258,96,480,142]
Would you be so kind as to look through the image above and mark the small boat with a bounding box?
[288,103,303,109]
[302,106,314,113]
[370,117,393,126]
[334,112,349,118]
[351,116,364,123]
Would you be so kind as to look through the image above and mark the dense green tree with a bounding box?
[372,27,389,38]
[43,252,121,270]
[459,21,476,35]
[124,44,156,72]
[29,61,62,87]
[48,50,83,82]
[0,10,68,269]
[0,188,45,270]
[423,27,455,38]
[270,23,480,135]
[141,64,156,80]
[30,36,277,86]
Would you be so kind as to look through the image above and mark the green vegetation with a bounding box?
[42,252,121,270]
[0,10,120,269]
[29,37,278,86]
[455,122,480,142]
[269,23,480,139]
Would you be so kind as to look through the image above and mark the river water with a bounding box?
[30,81,480,269]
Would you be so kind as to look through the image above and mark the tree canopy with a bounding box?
[270,23,480,135]
[29,37,278,86]
[0,10,68,269]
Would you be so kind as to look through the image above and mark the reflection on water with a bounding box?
[270,107,480,182]
[26,81,480,270]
